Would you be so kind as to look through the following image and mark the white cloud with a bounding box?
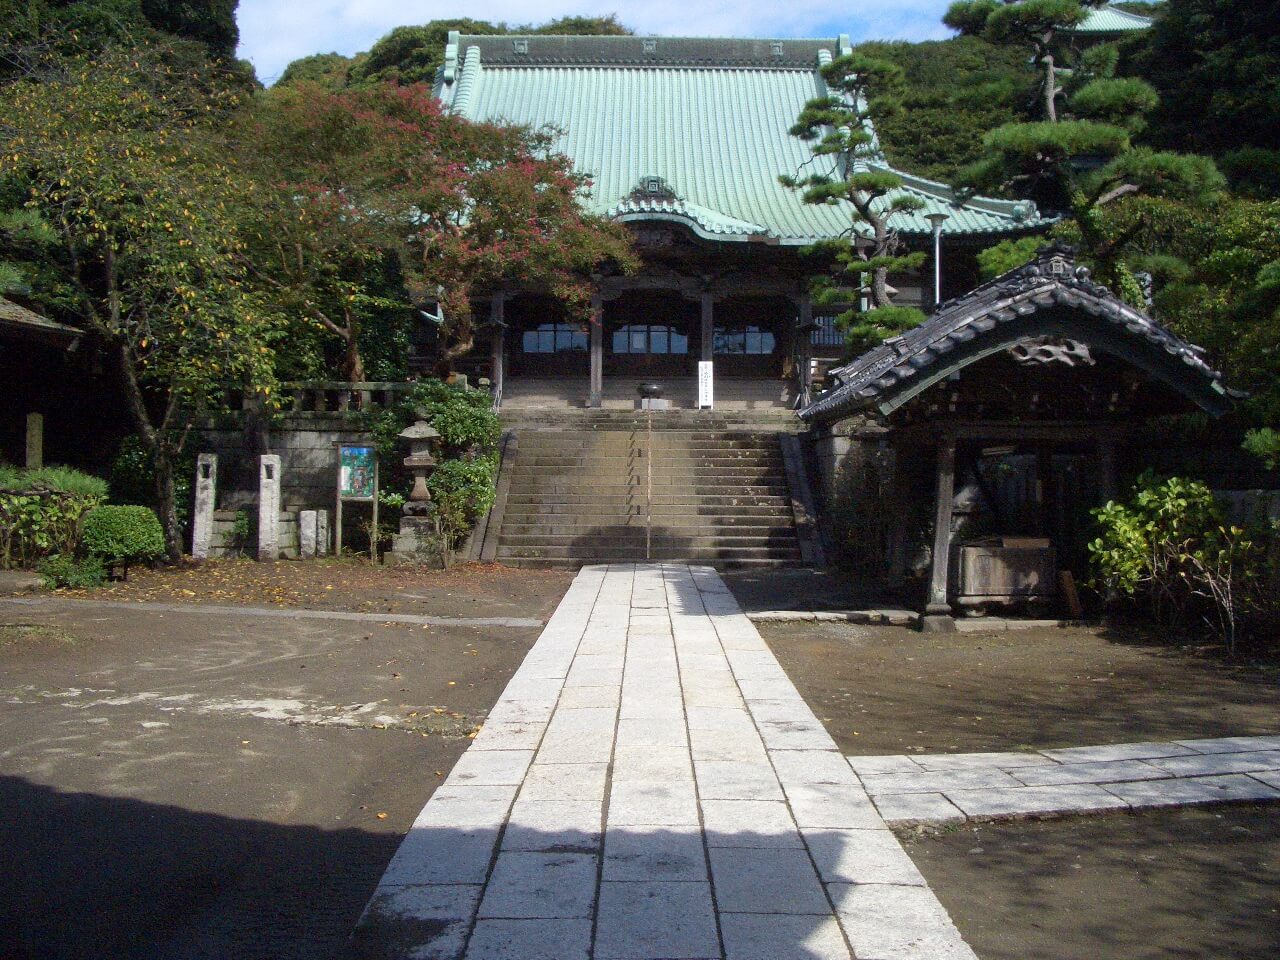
[237,0,954,83]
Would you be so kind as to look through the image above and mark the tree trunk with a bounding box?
[113,341,185,562]
[1042,48,1058,123]
[151,447,184,564]
[341,335,366,382]
[870,219,892,310]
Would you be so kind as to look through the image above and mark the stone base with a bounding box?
[635,398,669,410]
[919,614,957,633]
[388,517,448,568]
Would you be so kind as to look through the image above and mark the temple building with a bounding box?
[435,33,1053,410]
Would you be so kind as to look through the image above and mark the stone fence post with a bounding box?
[192,454,217,560]
[258,454,281,561]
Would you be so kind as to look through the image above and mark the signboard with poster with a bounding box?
[335,444,379,558]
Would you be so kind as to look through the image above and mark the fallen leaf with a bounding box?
[376,812,387,820]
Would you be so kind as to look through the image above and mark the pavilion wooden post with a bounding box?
[700,291,714,363]
[588,293,603,408]
[489,293,506,408]
[797,296,814,406]
[921,432,958,632]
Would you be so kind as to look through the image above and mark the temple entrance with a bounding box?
[604,291,699,378]
[508,294,589,378]
[713,295,791,378]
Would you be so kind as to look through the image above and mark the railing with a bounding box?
[273,381,418,413]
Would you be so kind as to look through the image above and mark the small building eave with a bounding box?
[801,243,1231,425]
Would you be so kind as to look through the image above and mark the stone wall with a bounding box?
[195,414,371,513]
[206,509,302,559]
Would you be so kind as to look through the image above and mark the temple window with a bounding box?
[522,322,588,353]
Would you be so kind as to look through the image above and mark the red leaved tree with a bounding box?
[245,81,634,381]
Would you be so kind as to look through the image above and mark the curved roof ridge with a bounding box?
[802,242,1228,423]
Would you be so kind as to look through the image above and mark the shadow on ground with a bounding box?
[0,775,398,960]
[904,804,1280,960]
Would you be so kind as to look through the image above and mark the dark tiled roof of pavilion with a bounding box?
[800,243,1230,423]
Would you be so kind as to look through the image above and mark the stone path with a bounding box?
[852,737,1280,826]
[356,564,977,960]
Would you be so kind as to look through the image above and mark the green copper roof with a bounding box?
[439,34,1051,244]
[1067,5,1154,34]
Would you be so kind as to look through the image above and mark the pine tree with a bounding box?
[781,54,927,349]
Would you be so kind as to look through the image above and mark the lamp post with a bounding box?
[926,212,950,308]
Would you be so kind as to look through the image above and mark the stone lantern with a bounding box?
[389,415,445,565]
[399,417,441,515]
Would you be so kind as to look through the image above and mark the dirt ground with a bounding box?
[757,620,1280,756]
[60,557,571,622]
[904,806,1280,960]
[754,616,1280,960]
[0,564,572,960]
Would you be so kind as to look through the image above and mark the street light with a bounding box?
[926,212,950,308]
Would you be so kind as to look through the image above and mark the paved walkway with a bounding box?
[852,737,1280,826]
[356,564,976,960]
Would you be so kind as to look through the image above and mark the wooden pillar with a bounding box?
[489,294,506,408]
[922,433,958,632]
[797,297,813,406]
[700,291,714,363]
[1097,434,1117,503]
[588,293,603,408]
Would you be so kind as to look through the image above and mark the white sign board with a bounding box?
[698,361,714,409]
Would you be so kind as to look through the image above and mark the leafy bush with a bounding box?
[81,505,166,564]
[0,465,106,569]
[1089,471,1264,651]
[1243,428,1280,471]
[38,553,106,590]
[428,454,498,546]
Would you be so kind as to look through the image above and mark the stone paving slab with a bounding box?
[851,735,1280,825]
[356,564,980,960]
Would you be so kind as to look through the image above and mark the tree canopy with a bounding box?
[243,80,635,380]
[1128,0,1280,197]
[0,42,278,557]
[2,0,240,60]
[275,15,632,90]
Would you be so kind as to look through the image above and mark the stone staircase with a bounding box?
[487,413,811,568]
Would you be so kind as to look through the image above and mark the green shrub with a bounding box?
[427,455,498,547]
[81,505,166,564]
[38,553,106,590]
[1089,471,1264,651]
[0,465,106,569]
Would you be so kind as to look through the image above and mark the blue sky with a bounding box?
[237,1,957,84]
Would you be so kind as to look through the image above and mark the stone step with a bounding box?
[516,435,786,448]
[497,556,800,569]
[498,530,799,546]
[504,487,791,501]
[496,544,802,561]
[507,472,789,487]
[499,514,791,529]
[514,450,783,463]
[499,499,788,514]
[502,415,802,433]
[501,509,796,524]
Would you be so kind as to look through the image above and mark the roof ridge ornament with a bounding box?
[629,175,679,202]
